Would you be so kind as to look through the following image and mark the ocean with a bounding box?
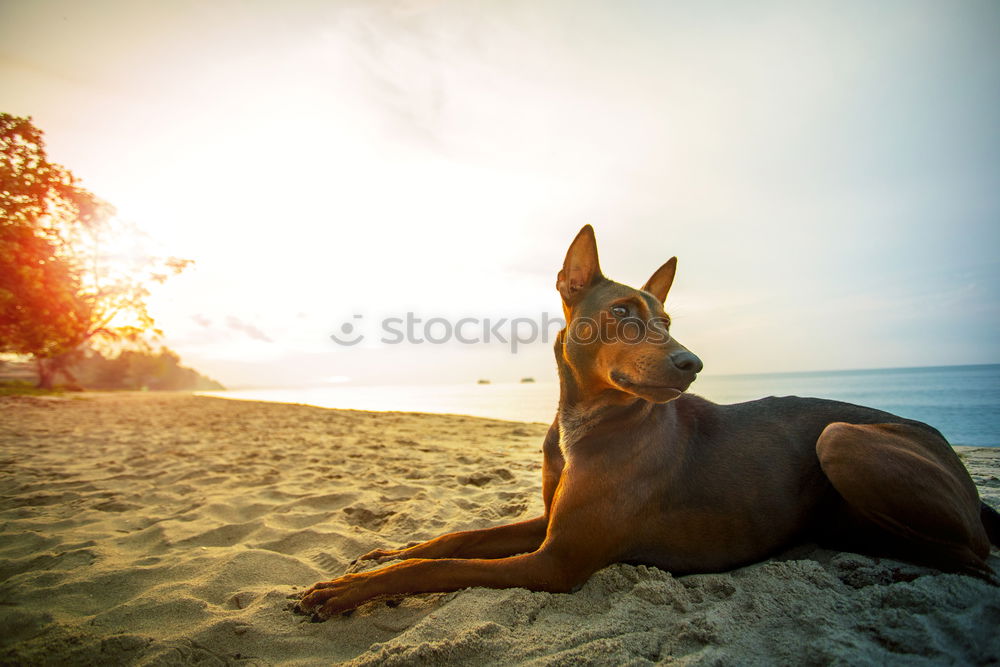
[202,364,1000,447]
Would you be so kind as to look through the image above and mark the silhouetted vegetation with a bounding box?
[0,348,223,392]
[0,113,194,387]
[74,348,224,391]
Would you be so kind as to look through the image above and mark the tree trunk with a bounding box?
[35,357,54,389]
[35,353,84,391]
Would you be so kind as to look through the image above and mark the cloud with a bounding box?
[225,316,274,343]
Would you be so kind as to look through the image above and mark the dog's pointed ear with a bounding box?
[557,225,603,303]
[642,257,677,303]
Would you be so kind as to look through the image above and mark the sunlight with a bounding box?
[3,0,995,387]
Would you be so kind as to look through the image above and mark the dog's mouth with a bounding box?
[610,372,688,401]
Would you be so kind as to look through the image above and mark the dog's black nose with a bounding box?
[671,350,703,374]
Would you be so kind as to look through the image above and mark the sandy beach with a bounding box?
[1,392,998,665]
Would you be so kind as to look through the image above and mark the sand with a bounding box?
[1,392,998,666]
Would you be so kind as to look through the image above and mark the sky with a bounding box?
[1,0,998,388]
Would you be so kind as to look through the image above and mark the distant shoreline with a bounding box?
[198,363,1000,446]
[716,362,1000,379]
[213,362,1000,392]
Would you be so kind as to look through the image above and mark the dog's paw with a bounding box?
[295,575,369,620]
[356,547,403,564]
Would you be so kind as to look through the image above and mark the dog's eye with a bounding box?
[610,305,629,318]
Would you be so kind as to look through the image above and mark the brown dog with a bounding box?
[296,225,999,619]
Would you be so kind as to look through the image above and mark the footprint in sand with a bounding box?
[496,500,528,517]
[225,590,260,610]
[457,468,515,487]
[0,547,98,581]
[311,552,341,572]
[177,521,262,547]
[287,492,356,511]
[342,506,396,530]
[94,499,142,513]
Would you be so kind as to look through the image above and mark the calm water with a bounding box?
[202,364,1000,447]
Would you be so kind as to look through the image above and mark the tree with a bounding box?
[0,113,190,388]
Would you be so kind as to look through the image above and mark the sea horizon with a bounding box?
[200,362,1000,447]
[217,362,1000,392]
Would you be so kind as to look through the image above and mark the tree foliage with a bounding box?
[0,113,191,388]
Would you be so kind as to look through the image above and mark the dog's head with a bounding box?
[556,225,702,403]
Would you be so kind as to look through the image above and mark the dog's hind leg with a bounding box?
[816,422,994,581]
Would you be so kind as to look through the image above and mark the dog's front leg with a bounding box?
[358,423,564,564]
[296,547,592,619]
[358,515,548,563]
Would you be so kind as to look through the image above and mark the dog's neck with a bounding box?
[554,331,663,458]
